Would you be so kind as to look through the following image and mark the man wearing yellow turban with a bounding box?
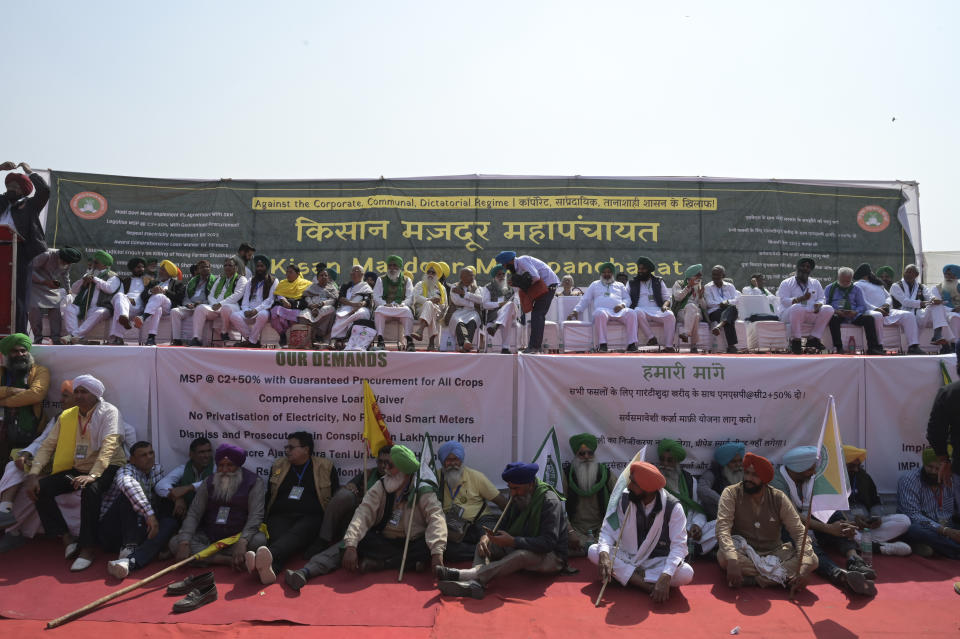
[133,259,185,346]
[841,445,911,556]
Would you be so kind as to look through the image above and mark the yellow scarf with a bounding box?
[274,276,311,300]
[422,279,447,305]
[52,406,80,474]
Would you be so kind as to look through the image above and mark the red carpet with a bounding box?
[2,539,959,637]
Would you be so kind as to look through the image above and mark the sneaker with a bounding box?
[244,550,256,573]
[437,579,485,599]
[879,541,912,556]
[285,569,307,591]
[255,546,276,585]
[119,545,137,559]
[107,558,130,579]
[434,565,461,581]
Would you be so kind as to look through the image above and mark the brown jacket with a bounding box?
[0,364,51,423]
[267,456,336,513]
[344,478,447,556]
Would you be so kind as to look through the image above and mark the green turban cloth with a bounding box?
[875,266,895,277]
[922,447,939,466]
[683,264,702,280]
[598,262,615,275]
[636,256,656,271]
[92,250,114,267]
[658,438,687,462]
[390,445,420,474]
[325,267,338,282]
[0,333,31,355]
[58,247,83,264]
[569,433,598,454]
[386,255,403,267]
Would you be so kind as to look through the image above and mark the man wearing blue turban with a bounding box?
[698,442,745,518]
[936,264,960,350]
[495,250,560,354]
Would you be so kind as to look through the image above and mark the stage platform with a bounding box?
[1,539,958,638]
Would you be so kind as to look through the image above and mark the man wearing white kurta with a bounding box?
[170,260,216,345]
[703,265,741,353]
[853,263,922,355]
[63,251,122,344]
[568,262,638,353]
[890,264,954,349]
[297,265,339,343]
[330,265,374,343]
[776,257,834,354]
[482,265,518,354]
[448,268,483,352]
[192,257,248,345]
[230,255,278,347]
[111,257,150,344]
[372,256,416,351]
[628,256,676,352]
[657,439,717,556]
[588,461,693,602]
[134,260,183,345]
[411,262,447,351]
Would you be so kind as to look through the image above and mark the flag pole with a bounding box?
[47,535,242,629]
[397,484,419,582]
[595,502,631,607]
[483,495,513,565]
[789,488,816,599]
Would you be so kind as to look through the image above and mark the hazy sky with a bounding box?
[7,1,958,251]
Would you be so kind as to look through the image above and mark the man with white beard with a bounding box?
[447,267,483,352]
[657,439,717,557]
[890,264,955,352]
[567,262,639,353]
[697,442,745,519]
[562,434,616,557]
[934,264,960,351]
[853,263,924,355]
[437,441,507,562]
[372,255,416,352]
[482,265,518,354]
[169,443,265,570]
[341,445,446,574]
[410,262,447,351]
[330,265,374,350]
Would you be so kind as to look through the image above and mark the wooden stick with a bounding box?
[47,551,203,629]
[397,487,420,582]
[789,488,816,599]
[484,496,513,565]
[595,502,632,607]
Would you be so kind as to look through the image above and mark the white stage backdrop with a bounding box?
[518,354,864,481]
[863,355,955,493]
[155,349,514,484]
[32,345,155,443]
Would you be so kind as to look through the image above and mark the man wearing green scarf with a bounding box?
[0,335,50,468]
[671,264,707,352]
[170,260,216,346]
[372,256,417,351]
[435,461,567,600]
[62,250,122,344]
[824,267,885,355]
[191,257,249,346]
[563,433,615,556]
[657,439,716,557]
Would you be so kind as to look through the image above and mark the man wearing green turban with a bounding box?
[62,250,122,344]
[671,264,707,352]
[0,333,50,469]
[898,448,960,559]
[373,255,417,351]
[27,246,82,344]
[341,444,446,574]
[657,439,716,557]
[564,433,615,556]
[875,266,895,290]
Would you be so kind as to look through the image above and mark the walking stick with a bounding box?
[595,502,632,607]
[484,496,513,565]
[47,533,242,629]
[397,488,420,582]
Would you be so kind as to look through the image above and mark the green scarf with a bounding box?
[187,274,216,299]
[178,460,214,507]
[506,481,559,538]
[212,273,239,299]
[73,269,115,321]
[831,282,854,310]
[567,463,610,507]
[665,472,704,515]
[381,273,406,304]
[2,368,38,447]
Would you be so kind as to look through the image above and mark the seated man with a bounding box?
[100,442,177,578]
[169,443,265,570]
[411,262,447,351]
[716,452,818,590]
[229,254,278,348]
[438,441,507,562]
[435,461,566,600]
[23,375,127,571]
[657,439,716,557]
[890,264,955,352]
[155,437,215,518]
[447,267,483,352]
[28,246,81,344]
[876,265,896,291]
[742,273,775,297]
[563,433,615,557]
[482,265,517,354]
[842,445,911,555]
[897,448,960,559]
[853,263,923,354]
[770,446,877,595]
[245,432,337,585]
[556,274,582,297]
[341,445,445,574]
[297,264,339,346]
[628,256,676,352]
[330,265,374,349]
[0,334,50,467]
[62,250,122,345]
[672,265,707,352]
[824,267,885,355]
[169,260,215,345]
[112,257,149,343]
[286,445,393,589]
[269,264,312,347]
[776,257,834,354]
[697,441,745,519]
[373,255,416,352]
[134,259,185,346]
[589,461,694,603]
[704,265,740,353]
[567,261,638,353]
[191,257,248,346]
[935,264,960,347]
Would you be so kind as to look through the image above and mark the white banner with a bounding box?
[863,355,954,493]
[32,345,155,444]
[518,354,864,481]
[155,349,514,485]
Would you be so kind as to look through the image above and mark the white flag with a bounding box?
[415,432,440,499]
[604,445,648,531]
[531,426,565,498]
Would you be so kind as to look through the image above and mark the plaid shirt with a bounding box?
[896,468,960,530]
[100,462,165,520]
